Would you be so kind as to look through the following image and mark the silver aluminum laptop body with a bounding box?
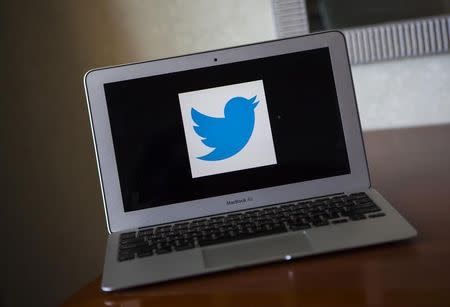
[84,31,416,292]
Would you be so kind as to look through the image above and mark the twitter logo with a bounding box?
[179,80,276,178]
[191,96,259,161]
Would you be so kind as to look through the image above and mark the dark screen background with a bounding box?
[104,47,350,212]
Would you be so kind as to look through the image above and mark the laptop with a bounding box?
[84,31,416,292]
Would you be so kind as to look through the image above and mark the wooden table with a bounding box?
[63,125,450,307]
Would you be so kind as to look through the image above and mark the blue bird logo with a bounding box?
[191,96,259,161]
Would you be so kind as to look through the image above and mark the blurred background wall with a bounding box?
[0,1,275,306]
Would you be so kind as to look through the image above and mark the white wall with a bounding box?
[352,53,450,130]
[109,0,276,59]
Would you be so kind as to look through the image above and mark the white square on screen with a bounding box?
[178,80,277,178]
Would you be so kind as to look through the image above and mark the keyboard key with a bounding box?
[174,241,195,251]
[137,229,153,237]
[331,219,348,224]
[137,248,153,258]
[349,214,366,221]
[350,206,381,215]
[368,212,386,218]
[290,223,311,231]
[328,213,340,219]
[119,237,143,244]
[174,222,189,228]
[155,248,172,255]
[118,251,135,262]
[312,220,330,227]
[120,232,136,239]
[349,192,367,198]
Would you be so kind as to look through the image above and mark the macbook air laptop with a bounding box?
[84,31,416,292]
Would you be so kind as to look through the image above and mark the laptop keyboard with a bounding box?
[117,192,386,262]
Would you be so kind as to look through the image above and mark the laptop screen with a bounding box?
[104,47,350,212]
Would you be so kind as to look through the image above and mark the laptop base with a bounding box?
[101,188,416,292]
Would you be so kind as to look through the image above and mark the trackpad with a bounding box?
[202,233,312,269]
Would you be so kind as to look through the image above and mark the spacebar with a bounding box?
[198,226,287,247]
